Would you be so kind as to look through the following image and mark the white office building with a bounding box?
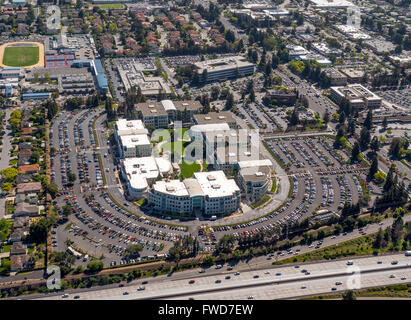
[121,156,172,199]
[148,171,241,216]
[119,134,152,158]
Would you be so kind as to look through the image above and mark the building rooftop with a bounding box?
[152,179,189,197]
[240,165,271,183]
[123,157,171,191]
[193,112,236,126]
[115,119,148,136]
[194,56,254,74]
[120,134,151,148]
[194,171,240,199]
[137,102,168,117]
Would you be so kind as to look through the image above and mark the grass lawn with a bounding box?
[98,3,124,9]
[179,161,201,178]
[3,46,39,67]
[251,195,271,208]
[161,141,188,156]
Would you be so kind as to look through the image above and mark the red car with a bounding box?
[189,280,195,284]
[119,283,125,287]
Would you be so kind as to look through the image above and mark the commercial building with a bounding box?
[148,170,241,216]
[330,84,382,109]
[134,100,202,127]
[308,0,354,8]
[116,58,171,98]
[115,119,148,137]
[21,92,51,100]
[136,102,169,129]
[120,156,172,199]
[237,159,272,202]
[193,112,237,129]
[265,89,297,105]
[323,68,348,86]
[119,134,152,158]
[114,119,151,158]
[193,56,255,82]
[339,68,364,83]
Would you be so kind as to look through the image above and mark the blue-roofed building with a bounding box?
[12,0,27,4]
[22,92,51,100]
[5,86,12,97]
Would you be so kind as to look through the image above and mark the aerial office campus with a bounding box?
[0,0,409,302]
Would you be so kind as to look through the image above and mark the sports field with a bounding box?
[2,46,39,67]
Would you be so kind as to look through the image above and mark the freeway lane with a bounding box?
[32,252,411,300]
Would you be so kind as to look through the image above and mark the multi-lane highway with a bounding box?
[31,252,411,300]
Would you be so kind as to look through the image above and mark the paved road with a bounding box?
[31,252,411,300]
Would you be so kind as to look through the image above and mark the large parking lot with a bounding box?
[211,135,382,241]
[376,87,411,110]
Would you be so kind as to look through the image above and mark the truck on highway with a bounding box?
[405,251,411,256]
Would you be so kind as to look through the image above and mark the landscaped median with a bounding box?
[272,232,383,265]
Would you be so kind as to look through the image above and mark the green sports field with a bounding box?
[2,46,39,67]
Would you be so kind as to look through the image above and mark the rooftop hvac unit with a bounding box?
[205,117,211,120]
[207,175,216,181]
[211,184,221,189]
[255,172,264,177]
[218,116,226,119]
[166,186,175,192]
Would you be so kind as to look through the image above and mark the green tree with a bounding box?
[342,290,356,300]
[1,182,12,192]
[46,182,59,198]
[202,255,215,267]
[125,244,143,257]
[86,260,104,273]
[29,217,52,244]
[68,173,77,183]
[1,167,18,182]
[351,142,360,163]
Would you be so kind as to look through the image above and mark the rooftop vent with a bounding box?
[166,186,175,192]
[205,116,211,120]
[207,175,216,181]
[211,183,221,189]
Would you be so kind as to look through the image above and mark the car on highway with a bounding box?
[275,273,281,276]
[389,274,395,278]
[234,272,240,276]
[215,264,222,269]
[74,295,80,299]
[227,266,233,271]
[331,287,337,291]
[137,286,145,291]
[401,277,407,280]
[377,261,382,264]
[253,275,259,279]
[119,283,125,287]
[215,279,222,283]
[123,291,129,295]
[142,281,148,285]
[301,286,307,289]
[391,261,398,265]
[335,282,342,285]
[61,294,69,298]
[189,280,195,284]
[199,269,205,273]
[248,296,254,300]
